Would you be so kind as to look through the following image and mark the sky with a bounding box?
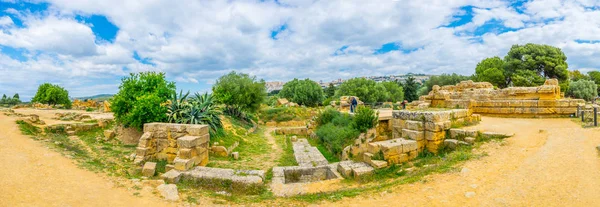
[0,0,599,101]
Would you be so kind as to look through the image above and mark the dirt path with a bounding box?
[265,127,284,156]
[0,113,173,207]
[325,117,600,207]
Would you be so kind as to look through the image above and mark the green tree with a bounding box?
[380,81,404,102]
[570,70,589,81]
[401,76,420,102]
[588,71,600,94]
[504,43,569,91]
[567,80,598,101]
[212,71,266,112]
[511,70,545,87]
[279,78,324,107]
[335,78,386,103]
[111,72,176,130]
[352,106,378,133]
[0,94,6,104]
[32,83,71,108]
[474,57,506,87]
[324,83,336,98]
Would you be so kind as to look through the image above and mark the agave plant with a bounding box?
[167,90,190,123]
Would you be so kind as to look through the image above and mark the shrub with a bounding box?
[212,71,266,112]
[353,106,378,133]
[279,78,324,106]
[315,107,342,127]
[32,83,71,108]
[335,78,388,103]
[111,72,175,130]
[223,106,252,123]
[567,80,598,101]
[316,123,360,156]
[380,81,404,102]
[167,91,223,135]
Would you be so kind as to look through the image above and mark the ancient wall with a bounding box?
[391,109,479,153]
[134,123,209,171]
[416,79,584,117]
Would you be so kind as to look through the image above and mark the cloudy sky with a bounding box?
[0,0,599,101]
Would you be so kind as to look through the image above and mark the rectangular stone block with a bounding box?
[425,131,445,141]
[426,140,444,153]
[402,129,423,141]
[178,148,197,159]
[508,100,522,107]
[173,158,194,171]
[136,147,149,156]
[367,143,381,154]
[188,125,209,136]
[522,100,538,108]
[177,136,201,148]
[408,150,418,160]
[538,100,557,107]
[424,121,450,132]
[402,140,418,152]
[405,120,424,131]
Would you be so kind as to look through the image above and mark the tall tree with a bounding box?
[504,43,569,91]
[32,83,71,108]
[279,78,324,107]
[324,83,336,98]
[0,94,6,104]
[474,57,506,87]
[335,78,387,103]
[402,76,420,102]
[589,71,600,94]
[212,71,266,112]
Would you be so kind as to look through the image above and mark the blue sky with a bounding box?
[0,0,599,101]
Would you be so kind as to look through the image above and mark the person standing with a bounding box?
[351,96,358,113]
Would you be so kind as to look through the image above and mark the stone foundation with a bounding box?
[367,138,418,164]
[134,123,209,171]
[392,109,478,153]
[415,79,584,117]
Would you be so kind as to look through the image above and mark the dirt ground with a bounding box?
[12,108,114,125]
[325,117,600,207]
[2,108,600,206]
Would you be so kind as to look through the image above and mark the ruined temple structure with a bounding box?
[414,79,585,117]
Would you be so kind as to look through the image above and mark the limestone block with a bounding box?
[522,100,537,108]
[367,143,381,154]
[444,139,459,150]
[405,120,424,131]
[464,137,476,144]
[425,131,445,141]
[136,147,150,157]
[416,140,426,152]
[408,150,418,160]
[104,130,115,140]
[142,162,157,177]
[187,125,209,136]
[508,100,522,107]
[337,161,353,177]
[211,146,228,157]
[426,140,444,153]
[392,126,403,139]
[424,121,451,132]
[402,129,423,141]
[140,131,153,140]
[178,148,196,159]
[388,153,409,164]
[352,166,374,178]
[166,164,175,172]
[402,140,418,152]
[362,153,373,162]
[369,160,388,169]
[173,158,194,171]
[538,100,557,107]
[177,136,201,148]
[232,152,239,160]
[161,169,182,184]
[157,184,179,201]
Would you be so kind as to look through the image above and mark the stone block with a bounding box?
[408,150,418,160]
[157,184,179,201]
[103,130,115,140]
[178,148,196,159]
[161,169,182,184]
[369,160,388,169]
[187,125,209,136]
[211,146,228,157]
[425,131,445,141]
[367,143,381,154]
[232,152,239,160]
[444,139,459,150]
[464,137,476,144]
[173,158,194,171]
[424,121,451,132]
[405,120,424,131]
[166,164,175,172]
[402,140,418,152]
[337,161,353,177]
[142,162,157,177]
[402,129,423,141]
[362,152,373,162]
[136,147,150,157]
[352,166,374,178]
[177,136,201,148]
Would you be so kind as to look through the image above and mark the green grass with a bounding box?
[273,133,298,166]
[306,137,340,163]
[16,120,41,135]
[207,127,271,170]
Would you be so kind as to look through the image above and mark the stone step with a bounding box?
[66,130,76,136]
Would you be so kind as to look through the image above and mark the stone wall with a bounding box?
[134,123,209,171]
[416,79,584,117]
[392,109,478,153]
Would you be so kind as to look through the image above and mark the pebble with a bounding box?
[465,191,476,198]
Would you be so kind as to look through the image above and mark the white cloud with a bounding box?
[0,0,600,100]
[0,16,13,26]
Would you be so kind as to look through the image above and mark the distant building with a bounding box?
[265,81,285,93]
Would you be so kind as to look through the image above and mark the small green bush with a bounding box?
[568,79,598,101]
[315,107,341,126]
[279,78,324,106]
[316,123,360,156]
[353,106,378,133]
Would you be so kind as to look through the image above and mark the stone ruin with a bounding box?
[414,79,584,117]
[331,96,364,113]
[134,123,210,171]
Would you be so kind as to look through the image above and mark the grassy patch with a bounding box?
[306,137,340,163]
[16,120,41,135]
[274,133,298,167]
[207,127,271,170]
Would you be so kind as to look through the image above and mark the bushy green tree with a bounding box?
[401,76,420,102]
[324,83,336,98]
[380,81,404,102]
[504,43,569,91]
[111,72,175,130]
[335,78,386,103]
[0,94,6,104]
[279,78,324,107]
[353,106,378,133]
[570,70,589,81]
[424,73,472,94]
[511,70,545,87]
[589,71,600,94]
[212,71,266,112]
[32,83,71,108]
[475,57,506,87]
[568,80,598,101]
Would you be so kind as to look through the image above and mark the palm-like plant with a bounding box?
[167,91,222,136]
[167,90,190,123]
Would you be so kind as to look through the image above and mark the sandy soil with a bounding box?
[323,117,600,207]
[12,108,114,125]
[0,112,173,207]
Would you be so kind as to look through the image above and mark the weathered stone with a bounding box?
[291,135,298,142]
[231,151,239,160]
[211,146,228,157]
[173,158,194,171]
[369,160,388,169]
[157,184,179,201]
[352,166,374,178]
[104,130,115,140]
[177,136,201,148]
[464,137,476,144]
[142,162,157,177]
[444,139,459,150]
[166,164,174,172]
[161,169,182,184]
